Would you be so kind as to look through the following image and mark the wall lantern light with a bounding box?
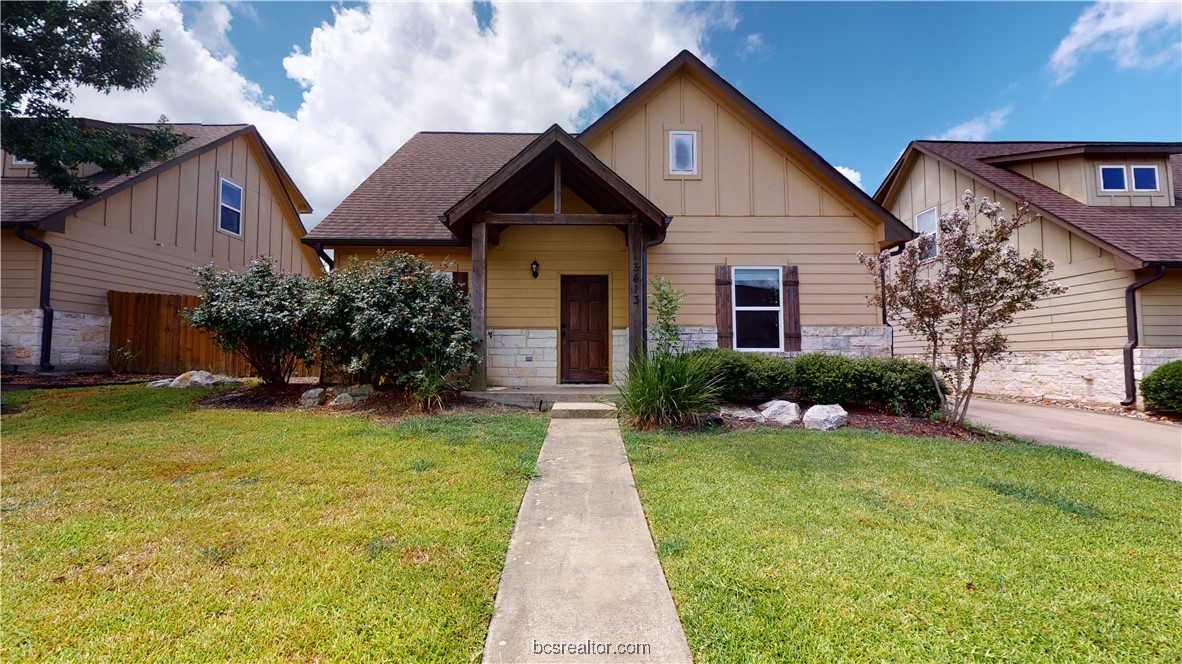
[530,259,539,279]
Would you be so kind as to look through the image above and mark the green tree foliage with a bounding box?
[1,1,183,199]
[317,252,477,394]
[859,193,1066,423]
[186,258,320,386]
[648,275,685,356]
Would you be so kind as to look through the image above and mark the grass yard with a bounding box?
[624,426,1182,662]
[1,386,547,661]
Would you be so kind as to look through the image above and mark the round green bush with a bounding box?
[689,348,794,402]
[1140,360,1182,414]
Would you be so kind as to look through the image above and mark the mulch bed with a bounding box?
[195,383,513,419]
[1,372,172,390]
[717,405,1002,442]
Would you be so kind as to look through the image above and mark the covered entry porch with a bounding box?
[441,125,669,389]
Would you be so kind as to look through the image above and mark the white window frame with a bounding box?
[914,206,938,259]
[1098,165,1127,192]
[668,130,698,176]
[10,155,33,167]
[1131,165,1159,192]
[732,266,784,352]
[217,177,244,237]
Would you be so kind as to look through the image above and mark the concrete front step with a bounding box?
[550,402,618,419]
[463,386,618,411]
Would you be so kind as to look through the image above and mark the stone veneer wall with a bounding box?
[901,347,1182,407]
[668,325,893,359]
[1,309,110,371]
[486,328,631,387]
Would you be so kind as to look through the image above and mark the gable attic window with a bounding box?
[1098,165,1127,192]
[218,178,243,236]
[915,207,938,260]
[1132,165,1159,192]
[668,130,698,176]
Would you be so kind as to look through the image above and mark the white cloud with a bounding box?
[932,106,1012,141]
[67,2,730,227]
[1050,1,1182,84]
[834,166,863,190]
[740,33,770,59]
[185,2,236,57]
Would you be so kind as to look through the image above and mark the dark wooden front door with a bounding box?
[561,275,610,383]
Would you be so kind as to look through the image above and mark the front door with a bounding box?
[561,275,610,383]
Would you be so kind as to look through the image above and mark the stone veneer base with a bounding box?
[1,309,111,371]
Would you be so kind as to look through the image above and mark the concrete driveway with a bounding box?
[967,399,1182,481]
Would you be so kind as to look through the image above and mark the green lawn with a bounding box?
[1,386,546,661]
[624,426,1182,663]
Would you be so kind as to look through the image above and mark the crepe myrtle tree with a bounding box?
[859,192,1066,423]
[186,258,320,386]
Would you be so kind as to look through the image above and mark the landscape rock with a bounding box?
[803,404,848,431]
[145,379,173,388]
[721,406,765,423]
[761,400,802,425]
[330,393,355,407]
[299,388,326,408]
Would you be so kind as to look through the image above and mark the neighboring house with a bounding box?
[1,121,321,372]
[875,141,1182,407]
[303,51,913,388]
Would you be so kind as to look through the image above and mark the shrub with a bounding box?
[790,353,859,405]
[649,276,684,356]
[689,348,794,402]
[1141,361,1182,414]
[853,357,943,417]
[317,252,476,396]
[616,352,721,430]
[186,258,319,385]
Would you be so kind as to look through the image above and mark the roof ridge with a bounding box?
[417,130,544,136]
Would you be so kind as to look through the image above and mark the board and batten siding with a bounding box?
[582,71,885,328]
[887,152,1137,354]
[1,135,320,316]
[1,230,42,307]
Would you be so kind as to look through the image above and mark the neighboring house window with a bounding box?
[732,266,783,351]
[1098,165,1127,192]
[915,207,938,259]
[1131,165,1159,192]
[668,130,698,176]
[10,155,33,166]
[218,178,243,235]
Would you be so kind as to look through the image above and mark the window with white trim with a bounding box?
[915,207,938,260]
[732,266,782,351]
[218,178,243,236]
[1131,165,1159,191]
[668,130,698,176]
[10,155,33,166]
[1098,165,1127,192]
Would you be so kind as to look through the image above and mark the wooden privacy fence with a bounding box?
[107,291,255,376]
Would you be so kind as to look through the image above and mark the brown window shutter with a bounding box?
[783,265,801,351]
[714,265,733,349]
[452,271,469,296]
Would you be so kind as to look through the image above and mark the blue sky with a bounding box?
[72,1,1182,225]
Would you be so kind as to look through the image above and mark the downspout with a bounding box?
[881,243,906,357]
[1121,265,1167,406]
[640,218,671,354]
[14,227,54,372]
[313,243,334,271]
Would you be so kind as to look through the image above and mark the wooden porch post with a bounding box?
[472,217,489,390]
[627,219,644,362]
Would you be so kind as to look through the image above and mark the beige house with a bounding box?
[875,141,1182,406]
[1,121,322,372]
[304,51,913,388]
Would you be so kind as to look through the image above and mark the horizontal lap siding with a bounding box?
[1,230,41,307]
[38,136,318,316]
[889,153,1134,355]
[1140,271,1182,347]
[649,216,879,327]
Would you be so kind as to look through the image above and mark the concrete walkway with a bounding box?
[483,409,692,663]
[967,399,1182,481]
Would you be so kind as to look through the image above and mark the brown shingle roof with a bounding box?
[1,123,251,228]
[304,132,538,243]
[907,141,1182,266]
